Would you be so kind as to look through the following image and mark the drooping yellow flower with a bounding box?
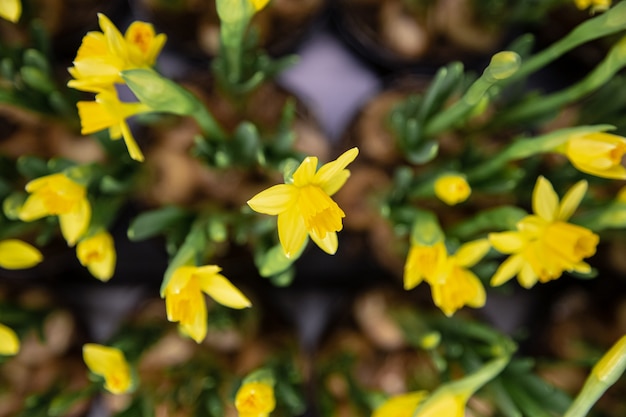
[77,89,150,162]
[68,13,166,93]
[0,323,20,355]
[429,239,490,317]
[372,391,427,417]
[574,0,611,12]
[434,174,471,206]
[562,132,626,179]
[247,148,359,258]
[82,343,132,394]
[164,265,251,343]
[18,173,91,246]
[0,0,20,22]
[403,241,447,290]
[77,231,116,281]
[489,176,599,288]
[235,381,276,417]
[0,239,43,269]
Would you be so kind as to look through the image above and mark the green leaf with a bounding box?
[17,155,48,179]
[48,389,95,417]
[20,66,55,94]
[2,192,27,220]
[127,206,188,242]
[257,244,295,277]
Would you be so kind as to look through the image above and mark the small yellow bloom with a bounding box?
[489,177,599,288]
[372,391,427,417]
[0,323,20,355]
[18,173,91,246]
[574,0,611,12]
[164,265,251,343]
[77,89,150,162]
[68,14,166,93]
[403,241,447,290]
[77,231,116,281]
[562,132,626,179]
[247,148,358,258]
[429,239,490,316]
[434,174,471,206]
[235,381,276,417]
[82,343,132,394]
[0,239,43,269]
[0,0,21,22]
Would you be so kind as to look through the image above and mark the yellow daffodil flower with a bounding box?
[434,174,471,206]
[235,381,276,417]
[68,13,166,93]
[18,173,91,246]
[562,132,626,179]
[403,241,447,290]
[0,239,43,269]
[247,148,359,258]
[429,239,491,317]
[83,343,132,394]
[0,323,20,355]
[0,0,20,22]
[372,391,427,417]
[489,176,599,288]
[77,231,116,281]
[77,89,151,162]
[574,0,611,12]
[164,265,251,343]
[250,0,271,11]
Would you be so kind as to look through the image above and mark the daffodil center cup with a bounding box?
[297,185,345,238]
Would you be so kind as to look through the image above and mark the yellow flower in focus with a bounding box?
[0,239,43,269]
[68,13,166,92]
[489,176,599,288]
[235,381,276,417]
[77,231,116,281]
[372,391,427,417]
[164,265,251,343]
[574,0,611,12]
[18,173,91,246]
[429,239,490,317]
[0,0,20,22]
[82,343,132,394]
[403,241,447,290]
[247,148,359,258]
[0,323,20,355]
[77,90,151,162]
[562,132,626,179]
[434,174,471,206]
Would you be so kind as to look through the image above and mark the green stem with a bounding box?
[192,104,228,142]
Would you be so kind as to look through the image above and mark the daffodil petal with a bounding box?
[518,262,538,289]
[310,230,338,255]
[120,121,145,162]
[0,0,21,22]
[465,271,486,308]
[18,193,49,221]
[247,184,296,215]
[533,176,559,221]
[292,156,318,186]
[488,231,526,254]
[314,148,359,192]
[59,199,91,246]
[0,240,43,269]
[198,273,251,309]
[82,343,132,394]
[277,207,308,258]
[0,323,20,355]
[491,254,524,287]
[180,297,207,343]
[454,239,490,267]
[558,180,587,221]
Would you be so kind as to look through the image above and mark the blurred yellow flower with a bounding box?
[0,239,43,269]
[68,13,166,93]
[430,239,490,317]
[574,0,611,12]
[77,89,151,162]
[247,148,358,258]
[403,241,447,290]
[164,265,251,343]
[0,0,20,22]
[489,177,599,288]
[0,323,20,355]
[434,174,471,206]
[372,391,427,417]
[18,173,91,246]
[562,132,626,179]
[250,0,271,11]
[82,343,132,394]
[235,381,276,417]
[77,231,116,281]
